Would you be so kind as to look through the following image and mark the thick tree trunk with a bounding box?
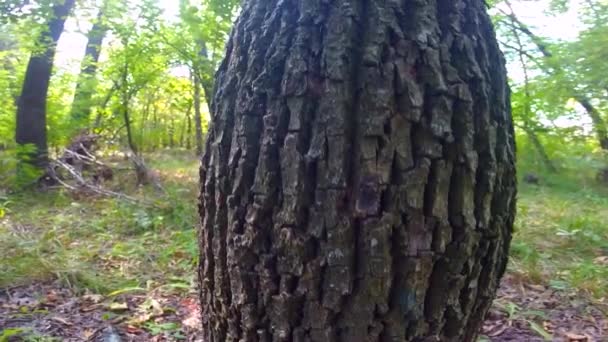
[198,1,516,341]
[15,0,75,168]
[69,7,106,129]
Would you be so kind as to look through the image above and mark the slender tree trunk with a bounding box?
[69,6,107,130]
[169,117,175,148]
[576,97,608,150]
[15,0,75,169]
[180,104,192,148]
[503,5,608,151]
[508,16,557,173]
[151,103,159,151]
[94,84,116,128]
[180,119,185,148]
[186,103,193,150]
[193,71,204,155]
[122,100,137,155]
[121,65,138,156]
[524,127,557,172]
[198,1,517,341]
[140,91,154,152]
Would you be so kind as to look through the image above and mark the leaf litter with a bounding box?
[1,274,606,341]
[482,275,607,341]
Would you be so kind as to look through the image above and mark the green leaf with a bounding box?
[0,328,25,342]
[107,286,145,297]
[528,321,552,341]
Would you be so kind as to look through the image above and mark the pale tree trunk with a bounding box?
[181,103,193,148]
[186,103,193,150]
[193,71,204,155]
[198,1,516,341]
[69,5,107,129]
[16,0,75,168]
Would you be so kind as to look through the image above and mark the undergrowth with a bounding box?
[511,151,608,298]
[0,150,200,294]
[1,149,607,301]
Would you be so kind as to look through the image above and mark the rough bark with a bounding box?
[15,0,75,168]
[69,6,107,128]
[198,1,516,341]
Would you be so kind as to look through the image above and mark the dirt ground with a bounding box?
[1,275,606,341]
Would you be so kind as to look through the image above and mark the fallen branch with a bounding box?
[50,159,151,206]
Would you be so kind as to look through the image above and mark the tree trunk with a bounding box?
[186,103,193,150]
[69,6,107,129]
[122,101,137,155]
[15,0,75,168]
[193,72,204,155]
[503,7,608,151]
[181,103,192,148]
[121,68,137,156]
[169,117,175,148]
[524,127,557,172]
[198,1,516,341]
[576,96,608,150]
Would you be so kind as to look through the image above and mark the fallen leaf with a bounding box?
[566,332,589,341]
[126,325,144,334]
[526,284,547,292]
[82,329,96,339]
[593,256,608,265]
[45,291,59,303]
[51,316,73,326]
[82,294,104,303]
[529,321,553,341]
[108,302,129,312]
[488,324,509,337]
[130,312,153,325]
[80,304,101,312]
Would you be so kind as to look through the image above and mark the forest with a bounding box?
[0,0,607,341]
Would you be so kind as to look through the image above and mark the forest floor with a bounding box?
[1,151,607,341]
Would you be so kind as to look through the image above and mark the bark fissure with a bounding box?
[199,0,516,341]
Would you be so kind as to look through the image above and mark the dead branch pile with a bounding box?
[42,133,153,204]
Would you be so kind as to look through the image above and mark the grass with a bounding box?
[1,149,607,301]
[0,150,200,294]
[511,160,608,298]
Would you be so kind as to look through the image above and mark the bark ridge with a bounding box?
[198,1,516,341]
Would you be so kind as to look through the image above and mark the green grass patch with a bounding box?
[1,149,607,301]
[511,165,608,298]
[0,152,200,294]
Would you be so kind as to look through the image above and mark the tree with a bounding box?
[494,0,608,151]
[198,1,517,341]
[15,0,75,169]
[69,2,108,130]
[159,0,239,155]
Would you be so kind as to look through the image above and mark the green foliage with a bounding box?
[0,145,44,190]
[0,0,239,189]
[494,0,608,160]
